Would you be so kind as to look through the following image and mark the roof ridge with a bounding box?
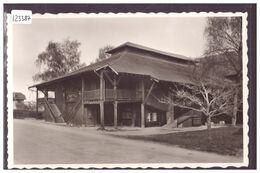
[107,41,192,61]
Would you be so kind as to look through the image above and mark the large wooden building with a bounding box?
[29,42,202,128]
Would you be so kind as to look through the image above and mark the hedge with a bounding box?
[13,110,43,119]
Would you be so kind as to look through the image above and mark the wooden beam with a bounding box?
[144,81,156,104]
[94,70,101,78]
[141,78,145,128]
[113,74,117,92]
[104,71,114,85]
[113,75,118,129]
[141,78,145,101]
[100,101,104,129]
[43,90,48,100]
[141,103,145,128]
[114,101,118,129]
[104,71,122,87]
[116,75,122,85]
[99,71,105,130]
[132,104,136,127]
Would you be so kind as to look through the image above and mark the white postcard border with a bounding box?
[6,12,249,169]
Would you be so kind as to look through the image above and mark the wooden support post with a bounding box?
[100,101,104,129]
[144,81,155,104]
[114,101,118,129]
[42,90,49,103]
[113,75,118,129]
[141,78,145,128]
[36,88,38,117]
[45,91,48,100]
[141,103,145,128]
[81,77,85,126]
[99,71,105,130]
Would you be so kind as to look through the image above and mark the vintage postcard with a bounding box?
[5,10,250,169]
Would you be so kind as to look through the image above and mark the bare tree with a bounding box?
[173,83,233,129]
[155,64,234,130]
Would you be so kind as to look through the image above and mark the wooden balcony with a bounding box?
[83,89,142,102]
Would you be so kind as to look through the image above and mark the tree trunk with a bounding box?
[232,88,239,126]
[207,115,212,130]
[206,114,212,146]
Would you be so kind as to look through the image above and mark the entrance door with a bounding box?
[85,105,99,126]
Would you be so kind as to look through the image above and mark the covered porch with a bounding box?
[31,67,171,129]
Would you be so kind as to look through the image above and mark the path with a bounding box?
[13,119,242,164]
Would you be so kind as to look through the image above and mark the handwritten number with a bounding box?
[12,15,31,22]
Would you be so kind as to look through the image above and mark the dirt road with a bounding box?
[13,119,242,164]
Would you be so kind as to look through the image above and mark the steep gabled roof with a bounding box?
[108,51,194,83]
[29,42,195,88]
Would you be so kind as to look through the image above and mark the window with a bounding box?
[146,112,157,122]
[152,112,157,121]
[146,113,151,122]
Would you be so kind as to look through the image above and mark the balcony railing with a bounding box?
[83,89,142,102]
[83,90,100,101]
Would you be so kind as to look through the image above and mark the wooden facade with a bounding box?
[30,42,202,128]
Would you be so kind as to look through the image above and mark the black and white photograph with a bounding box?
[3,4,256,169]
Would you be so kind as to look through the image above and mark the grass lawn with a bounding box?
[120,127,243,156]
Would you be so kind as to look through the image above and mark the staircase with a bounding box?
[49,103,65,123]
[141,91,202,128]
[176,110,202,127]
[43,98,65,123]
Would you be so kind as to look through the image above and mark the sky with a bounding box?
[11,15,207,101]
